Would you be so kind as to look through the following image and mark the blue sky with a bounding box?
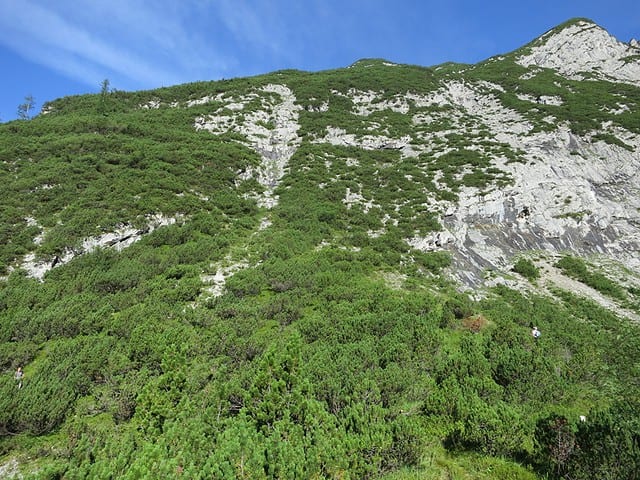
[0,0,638,121]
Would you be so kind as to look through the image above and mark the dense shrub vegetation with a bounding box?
[1,29,640,477]
[512,258,540,281]
[556,255,628,301]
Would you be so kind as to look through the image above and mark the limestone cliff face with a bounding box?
[433,20,640,287]
[334,75,640,288]
[440,124,640,287]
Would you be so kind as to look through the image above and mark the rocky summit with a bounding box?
[1,17,640,479]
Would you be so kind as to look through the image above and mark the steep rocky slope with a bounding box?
[1,17,640,480]
[186,19,640,299]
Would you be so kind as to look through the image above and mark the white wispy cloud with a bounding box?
[215,0,283,54]
[211,0,319,69]
[0,0,230,90]
[1,0,414,100]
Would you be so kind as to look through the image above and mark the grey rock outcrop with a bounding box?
[195,84,302,209]
[20,214,180,280]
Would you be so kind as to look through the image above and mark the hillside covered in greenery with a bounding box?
[1,18,640,479]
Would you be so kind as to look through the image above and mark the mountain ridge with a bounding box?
[6,18,640,303]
